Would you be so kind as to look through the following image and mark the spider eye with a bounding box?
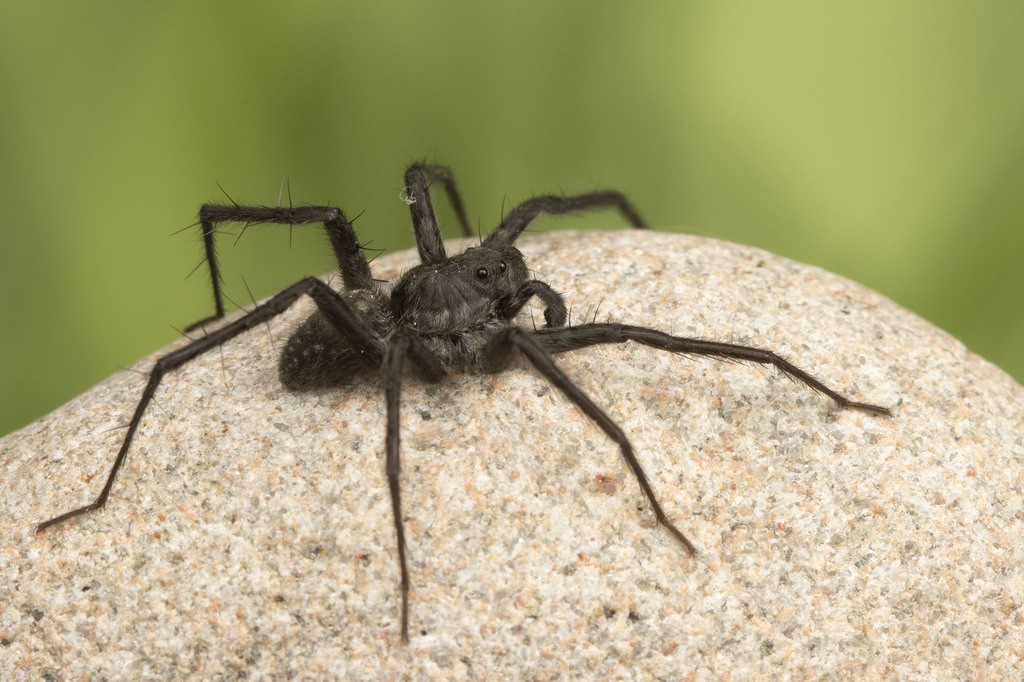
[499,261,508,273]
[476,267,489,280]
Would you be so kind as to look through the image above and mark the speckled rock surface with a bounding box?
[2,230,1021,679]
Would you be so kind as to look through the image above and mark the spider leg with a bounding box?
[36,276,386,534]
[188,204,374,330]
[384,334,446,642]
[482,327,697,556]
[533,323,892,416]
[484,191,648,247]
[403,164,474,267]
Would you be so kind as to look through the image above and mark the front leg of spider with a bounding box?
[481,327,699,555]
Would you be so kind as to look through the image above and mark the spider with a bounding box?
[36,162,891,642]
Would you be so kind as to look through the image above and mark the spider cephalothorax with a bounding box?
[37,162,890,642]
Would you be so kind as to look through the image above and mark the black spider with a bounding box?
[36,162,891,642]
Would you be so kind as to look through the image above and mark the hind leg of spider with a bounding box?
[36,277,386,535]
[383,333,447,642]
[533,323,892,416]
[484,191,649,247]
[481,327,697,556]
[187,204,374,331]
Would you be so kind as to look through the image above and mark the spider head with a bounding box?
[391,245,529,333]
[456,244,529,296]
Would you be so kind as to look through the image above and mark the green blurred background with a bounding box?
[2,1,1022,437]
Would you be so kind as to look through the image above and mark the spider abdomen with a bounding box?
[279,287,391,391]
[277,312,366,390]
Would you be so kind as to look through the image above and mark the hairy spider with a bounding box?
[37,162,891,642]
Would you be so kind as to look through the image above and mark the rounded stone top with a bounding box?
[2,230,1021,678]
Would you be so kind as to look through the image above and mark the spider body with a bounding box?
[37,162,891,643]
[280,243,540,390]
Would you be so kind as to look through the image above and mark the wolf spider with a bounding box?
[37,162,890,641]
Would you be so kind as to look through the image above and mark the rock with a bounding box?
[2,230,1021,678]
